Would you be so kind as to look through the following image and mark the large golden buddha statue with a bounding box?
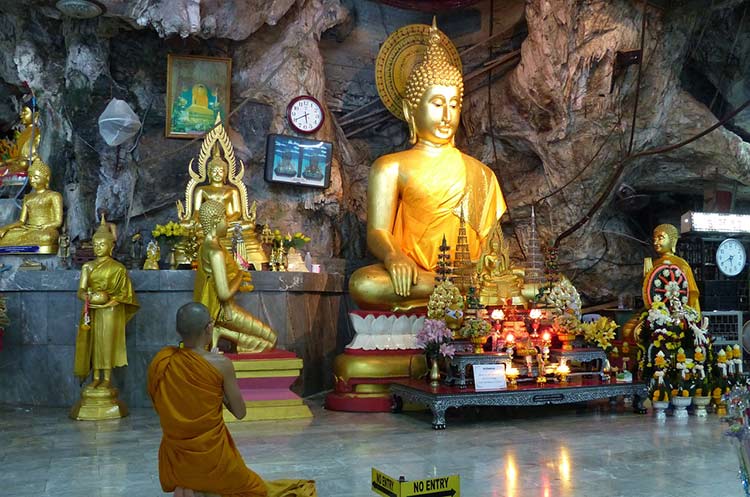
[194,200,276,352]
[177,116,267,269]
[349,20,506,311]
[0,158,62,254]
[0,106,40,176]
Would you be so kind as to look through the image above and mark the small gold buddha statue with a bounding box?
[177,116,267,269]
[143,240,160,270]
[0,158,62,254]
[0,106,41,176]
[476,220,525,307]
[71,218,139,420]
[349,19,506,311]
[194,200,276,352]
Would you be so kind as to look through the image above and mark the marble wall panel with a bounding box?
[20,293,48,345]
[0,270,346,406]
[3,293,22,345]
[48,293,81,346]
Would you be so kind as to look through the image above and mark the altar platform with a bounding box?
[0,269,346,409]
[391,378,648,429]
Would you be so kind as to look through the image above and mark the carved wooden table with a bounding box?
[446,352,512,388]
[391,378,648,429]
[550,348,608,380]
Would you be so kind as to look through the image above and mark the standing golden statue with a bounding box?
[0,158,63,254]
[349,19,506,311]
[177,116,266,269]
[71,217,139,420]
[0,106,40,176]
[194,200,276,352]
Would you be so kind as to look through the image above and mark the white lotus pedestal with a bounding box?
[325,311,427,412]
[671,396,692,419]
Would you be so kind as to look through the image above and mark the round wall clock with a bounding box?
[286,96,324,134]
[716,238,747,277]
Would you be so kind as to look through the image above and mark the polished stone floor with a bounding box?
[0,397,742,497]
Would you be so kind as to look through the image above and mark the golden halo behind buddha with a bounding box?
[375,21,462,121]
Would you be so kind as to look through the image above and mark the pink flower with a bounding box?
[439,343,455,358]
[416,319,453,358]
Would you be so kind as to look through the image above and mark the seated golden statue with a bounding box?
[0,159,62,253]
[74,218,139,389]
[0,106,40,176]
[622,223,700,341]
[642,223,700,312]
[349,20,506,311]
[477,220,525,306]
[177,116,267,269]
[195,200,276,352]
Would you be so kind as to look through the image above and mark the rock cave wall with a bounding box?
[0,0,748,305]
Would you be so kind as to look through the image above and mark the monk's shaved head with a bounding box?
[176,302,211,339]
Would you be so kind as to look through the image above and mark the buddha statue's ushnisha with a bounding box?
[0,106,40,176]
[194,200,276,352]
[349,20,506,311]
[177,117,267,269]
[74,218,139,389]
[0,158,63,253]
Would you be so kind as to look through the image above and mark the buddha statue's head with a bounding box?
[403,20,464,146]
[28,159,50,190]
[653,224,679,255]
[199,199,227,237]
[92,216,116,257]
[207,144,229,184]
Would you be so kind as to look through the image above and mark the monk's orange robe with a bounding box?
[147,347,317,497]
[148,347,268,497]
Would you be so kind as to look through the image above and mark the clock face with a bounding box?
[716,238,747,277]
[287,96,324,134]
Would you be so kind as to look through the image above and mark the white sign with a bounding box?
[473,364,507,391]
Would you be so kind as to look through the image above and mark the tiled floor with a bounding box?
[0,397,741,497]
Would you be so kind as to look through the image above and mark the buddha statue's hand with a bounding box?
[384,251,419,297]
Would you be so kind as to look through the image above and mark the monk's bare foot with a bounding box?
[174,487,184,497]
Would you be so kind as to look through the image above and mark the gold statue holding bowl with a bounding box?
[176,116,267,269]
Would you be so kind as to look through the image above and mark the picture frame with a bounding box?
[264,134,332,189]
[165,54,232,139]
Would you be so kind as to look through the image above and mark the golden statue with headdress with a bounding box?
[348,18,506,311]
[176,115,267,269]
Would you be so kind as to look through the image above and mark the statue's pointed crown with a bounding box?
[93,214,115,242]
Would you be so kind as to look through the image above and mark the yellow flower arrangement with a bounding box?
[152,221,189,240]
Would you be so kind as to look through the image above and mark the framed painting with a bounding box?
[165,54,232,138]
[264,134,332,189]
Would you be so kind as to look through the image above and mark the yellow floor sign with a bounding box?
[372,468,460,497]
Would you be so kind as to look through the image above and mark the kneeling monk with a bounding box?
[148,302,316,497]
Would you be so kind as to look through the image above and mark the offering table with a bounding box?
[391,378,648,429]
